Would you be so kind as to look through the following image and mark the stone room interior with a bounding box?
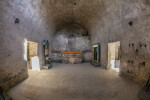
[0,0,150,100]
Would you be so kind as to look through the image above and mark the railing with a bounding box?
[52,51,92,54]
[61,51,83,54]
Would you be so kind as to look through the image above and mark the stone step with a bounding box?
[43,64,52,69]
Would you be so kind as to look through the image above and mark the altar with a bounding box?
[61,51,83,64]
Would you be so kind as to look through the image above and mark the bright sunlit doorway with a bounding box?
[24,39,40,77]
[108,41,121,72]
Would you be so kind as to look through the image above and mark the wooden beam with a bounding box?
[61,51,83,54]
[52,51,92,54]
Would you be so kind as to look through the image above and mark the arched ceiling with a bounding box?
[42,0,120,32]
[6,0,121,34]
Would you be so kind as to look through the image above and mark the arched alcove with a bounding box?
[52,24,92,63]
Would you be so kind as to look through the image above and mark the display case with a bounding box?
[91,44,101,67]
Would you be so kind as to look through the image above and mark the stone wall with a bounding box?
[62,54,82,64]
[0,0,54,91]
[120,0,150,86]
[52,24,92,62]
[90,0,150,85]
[1,0,150,90]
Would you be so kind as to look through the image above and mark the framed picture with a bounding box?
[93,44,101,63]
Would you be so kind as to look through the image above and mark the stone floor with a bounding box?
[8,63,140,100]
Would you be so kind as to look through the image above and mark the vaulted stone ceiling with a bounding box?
[42,0,121,32]
[4,0,121,34]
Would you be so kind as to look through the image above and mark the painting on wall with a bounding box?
[93,44,101,63]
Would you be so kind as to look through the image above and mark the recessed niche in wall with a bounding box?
[127,60,131,64]
[140,44,142,48]
[142,62,146,66]
[129,21,133,26]
[15,18,19,24]
[136,49,139,53]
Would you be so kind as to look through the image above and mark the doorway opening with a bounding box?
[108,41,120,72]
[24,39,40,76]
[27,41,40,71]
